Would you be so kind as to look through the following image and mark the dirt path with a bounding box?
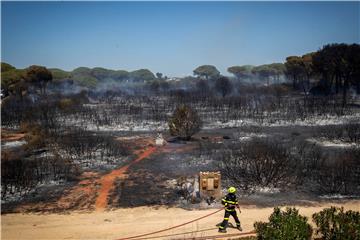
[2,201,359,240]
[1,129,25,141]
[95,146,157,210]
[11,143,158,213]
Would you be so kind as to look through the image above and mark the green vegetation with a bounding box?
[285,43,360,106]
[70,67,94,87]
[1,68,25,90]
[47,66,153,86]
[251,64,281,85]
[113,70,129,81]
[72,67,92,75]
[227,65,254,81]
[285,55,309,89]
[228,64,285,85]
[1,42,359,94]
[254,207,313,240]
[91,67,114,80]
[72,74,98,88]
[48,66,150,87]
[26,65,53,94]
[193,65,220,80]
[1,64,53,97]
[1,62,16,72]
[49,68,71,81]
[312,207,360,240]
[130,69,156,82]
[253,207,360,240]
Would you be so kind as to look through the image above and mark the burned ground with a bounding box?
[95,126,360,209]
[110,138,210,208]
[1,90,360,214]
[2,121,360,213]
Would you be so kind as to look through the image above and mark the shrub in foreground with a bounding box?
[312,206,360,240]
[254,207,312,240]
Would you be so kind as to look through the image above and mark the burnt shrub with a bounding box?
[219,139,300,192]
[168,105,202,140]
[313,148,360,195]
[48,129,130,170]
[214,76,232,98]
[1,154,78,198]
[316,121,360,143]
[20,122,47,151]
[254,207,312,240]
[58,98,76,111]
[345,121,360,143]
[316,125,345,141]
[312,207,360,240]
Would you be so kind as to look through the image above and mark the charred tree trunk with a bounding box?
[293,74,297,89]
[342,76,349,108]
[335,74,340,94]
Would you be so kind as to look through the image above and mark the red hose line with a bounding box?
[116,208,224,240]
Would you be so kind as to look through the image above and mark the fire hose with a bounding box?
[116,208,223,240]
[116,207,255,240]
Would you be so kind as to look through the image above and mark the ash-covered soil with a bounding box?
[2,123,359,213]
[110,125,359,209]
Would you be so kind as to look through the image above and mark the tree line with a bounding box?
[2,42,359,101]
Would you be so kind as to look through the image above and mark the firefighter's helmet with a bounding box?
[228,187,236,193]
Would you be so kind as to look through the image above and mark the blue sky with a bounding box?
[1,1,359,77]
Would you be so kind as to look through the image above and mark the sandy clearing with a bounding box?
[2,201,359,240]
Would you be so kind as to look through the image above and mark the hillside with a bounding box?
[1,62,157,88]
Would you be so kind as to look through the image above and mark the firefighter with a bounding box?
[218,187,242,233]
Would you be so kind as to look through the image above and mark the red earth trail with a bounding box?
[12,143,158,212]
[95,146,157,210]
[1,128,26,141]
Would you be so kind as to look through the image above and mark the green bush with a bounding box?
[254,207,312,240]
[1,62,16,72]
[49,68,71,80]
[130,69,155,82]
[312,206,360,240]
[71,74,98,88]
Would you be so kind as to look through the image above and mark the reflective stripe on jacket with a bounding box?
[221,193,238,210]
